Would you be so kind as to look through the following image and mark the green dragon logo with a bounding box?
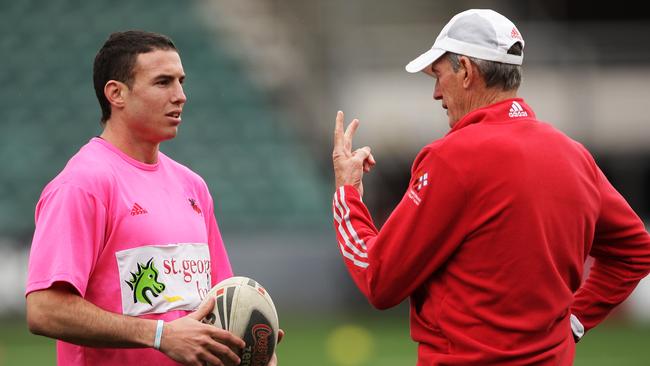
[125,258,166,306]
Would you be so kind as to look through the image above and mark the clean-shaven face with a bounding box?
[122,49,187,143]
[428,57,466,128]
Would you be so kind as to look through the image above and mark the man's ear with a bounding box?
[458,56,475,89]
[104,80,127,109]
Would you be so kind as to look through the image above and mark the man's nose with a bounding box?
[173,83,186,104]
[433,82,442,100]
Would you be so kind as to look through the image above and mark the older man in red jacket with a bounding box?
[332,9,650,365]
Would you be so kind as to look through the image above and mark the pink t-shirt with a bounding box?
[26,137,233,365]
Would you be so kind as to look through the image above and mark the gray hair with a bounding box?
[446,42,523,91]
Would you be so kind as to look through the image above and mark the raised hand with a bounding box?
[332,111,376,196]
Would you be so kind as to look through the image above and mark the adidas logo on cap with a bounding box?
[508,101,528,118]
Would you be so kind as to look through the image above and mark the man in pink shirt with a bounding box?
[26,31,253,365]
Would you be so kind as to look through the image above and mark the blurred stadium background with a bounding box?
[1,0,649,364]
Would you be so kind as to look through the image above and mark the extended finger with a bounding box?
[199,350,226,366]
[344,119,360,152]
[333,111,346,151]
[203,339,241,366]
[208,328,246,350]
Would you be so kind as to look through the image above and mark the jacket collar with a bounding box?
[447,98,535,135]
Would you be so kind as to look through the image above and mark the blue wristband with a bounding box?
[154,319,164,350]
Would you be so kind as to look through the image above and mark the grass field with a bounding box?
[2,313,649,365]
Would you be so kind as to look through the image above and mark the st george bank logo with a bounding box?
[125,258,166,305]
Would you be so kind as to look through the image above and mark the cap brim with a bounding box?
[405,48,446,73]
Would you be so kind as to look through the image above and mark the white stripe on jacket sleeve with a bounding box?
[333,187,369,268]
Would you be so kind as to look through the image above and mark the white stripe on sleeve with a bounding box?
[338,187,368,251]
[333,195,368,259]
[333,188,369,268]
[339,243,369,268]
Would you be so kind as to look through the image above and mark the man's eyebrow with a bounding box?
[152,74,185,81]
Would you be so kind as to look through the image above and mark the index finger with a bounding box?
[207,327,246,349]
[333,110,345,151]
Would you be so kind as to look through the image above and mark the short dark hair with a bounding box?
[447,42,523,91]
[93,30,177,123]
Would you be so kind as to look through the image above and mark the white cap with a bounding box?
[405,9,525,73]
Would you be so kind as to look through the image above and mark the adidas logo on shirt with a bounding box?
[130,203,148,216]
[508,101,528,118]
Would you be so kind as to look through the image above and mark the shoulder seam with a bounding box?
[41,182,109,213]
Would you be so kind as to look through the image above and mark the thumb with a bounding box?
[190,296,215,321]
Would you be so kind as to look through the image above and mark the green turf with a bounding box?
[573,322,650,366]
[276,312,416,366]
[2,314,648,365]
[0,317,55,365]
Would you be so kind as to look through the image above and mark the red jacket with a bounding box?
[332,99,650,365]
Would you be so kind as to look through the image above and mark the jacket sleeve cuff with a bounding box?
[570,314,585,342]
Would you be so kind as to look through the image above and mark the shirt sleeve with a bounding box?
[26,184,107,297]
[571,167,650,333]
[332,149,469,309]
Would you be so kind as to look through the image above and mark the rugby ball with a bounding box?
[202,276,279,366]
